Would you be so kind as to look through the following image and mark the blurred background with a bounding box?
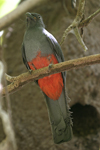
[0,0,100,150]
[0,0,20,17]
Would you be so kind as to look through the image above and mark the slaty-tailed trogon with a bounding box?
[22,12,73,144]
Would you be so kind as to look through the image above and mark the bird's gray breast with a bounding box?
[24,30,54,62]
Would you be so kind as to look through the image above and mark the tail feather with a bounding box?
[44,90,73,144]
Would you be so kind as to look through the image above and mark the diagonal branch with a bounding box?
[60,0,86,46]
[0,0,46,31]
[2,53,100,96]
[60,0,100,51]
[75,0,85,23]
[0,0,99,33]
[79,8,100,28]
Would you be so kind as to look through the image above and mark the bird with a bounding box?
[22,12,73,144]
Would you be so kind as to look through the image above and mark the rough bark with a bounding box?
[2,53,100,97]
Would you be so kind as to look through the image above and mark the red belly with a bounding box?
[28,51,63,100]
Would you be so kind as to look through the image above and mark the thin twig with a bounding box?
[73,27,88,51]
[5,73,16,82]
[79,8,100,28]
[2,53,100,96]
[60,0,86,46]
[60,0,100,51]
[75,0,85,23]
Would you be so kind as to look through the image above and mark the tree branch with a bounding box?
[0,0,46,31]
[60,0,100,51]
[75,0,85,23]
[79,8,100,28]
[2,53,100,96]
[60,0,86,46]
[0,0,99,33]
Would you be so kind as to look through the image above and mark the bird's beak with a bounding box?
[26,12,31,17]
[26,12,36,23]
[26,12,32,22]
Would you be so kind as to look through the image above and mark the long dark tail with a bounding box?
[44,89,73,144]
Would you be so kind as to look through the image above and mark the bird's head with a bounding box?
[26,12,45,29]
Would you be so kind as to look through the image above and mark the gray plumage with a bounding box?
[22,12,73,144]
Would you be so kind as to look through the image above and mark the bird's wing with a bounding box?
[44,29,66,84]
[44,29,64,62]
[21,43,30,70]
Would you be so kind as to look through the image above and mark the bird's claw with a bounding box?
[48,64,53,71]
[29,69,32,74]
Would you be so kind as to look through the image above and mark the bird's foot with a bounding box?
[48,63,53,71]
[29,69,32,74]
